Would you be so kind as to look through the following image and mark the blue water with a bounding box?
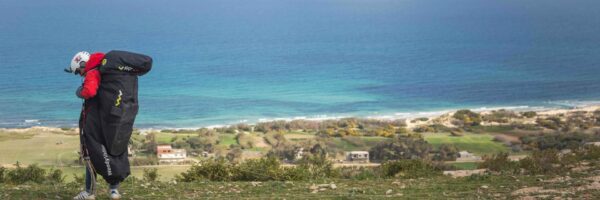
[1,0,600,128]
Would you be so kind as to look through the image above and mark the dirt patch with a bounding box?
[585,176,600,182]
[576,181,600,191]
[544,176,571,183]
[252,135,270,148]
[511,187,560,196]
[443,169,487,178]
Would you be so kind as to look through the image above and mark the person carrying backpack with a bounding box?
[66,50,152,200]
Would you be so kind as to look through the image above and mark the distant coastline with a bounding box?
[3,102,600,132]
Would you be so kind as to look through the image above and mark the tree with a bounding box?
[142,133,157,154]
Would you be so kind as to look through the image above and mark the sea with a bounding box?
[1,0,599,128]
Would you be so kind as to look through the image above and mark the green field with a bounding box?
[0,131,79,166]
[424,133,510,156]
[218,133,237,147]
[450,162,479,170]
[154,132,197,144]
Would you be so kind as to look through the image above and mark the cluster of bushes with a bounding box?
[0,163,63,184]
[482,109,517,123]
[177,156,444,182]
[536,116,566,130]
[453,109,482,127]
[534,112,600,131]
[520,132,600,151]
[170,131,220,154]
[177,155,337,182]
[235,133,255,149]
[521,111,537,118]
[480,145,600,175]
[412,124,453,133]
[131,156,159,166]
[236,118,407,137]
[369,135,433,161]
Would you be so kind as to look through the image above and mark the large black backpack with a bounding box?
[82,50,152,185]
[99,50,152,76]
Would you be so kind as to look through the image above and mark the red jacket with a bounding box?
[80,53,104,99]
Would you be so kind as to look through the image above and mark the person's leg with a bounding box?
[109,182,119,191]
[109,182,121,199]
[73,167,95,200]
[85,167,92,193]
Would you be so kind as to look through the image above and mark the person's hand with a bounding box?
[76,86,84,99]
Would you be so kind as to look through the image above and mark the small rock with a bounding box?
[386,189,393,195]
[330,184,337,189]
[250,181,261,187]
[309,184,318,190]
[481,185,489,189]
[311,190,318,194]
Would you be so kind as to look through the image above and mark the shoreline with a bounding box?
[2,103,600,132]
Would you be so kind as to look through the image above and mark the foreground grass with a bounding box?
[47,165,191,182]
[3,172,600,199]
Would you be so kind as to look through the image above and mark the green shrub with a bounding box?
[143,168,160,182]
[5,163,46,184]
[433,144,459,161]
[71,173,85,185]
[479,153,519,174]
[46,168,65,183]
[380,159,442,178]
[577,145,600,160]
[518,149,563,175]
[536,117,564,130]
[236,133,255,149]
[369,135,432,161]
[413,125,435,133]
[338,167,380,180]
[233,157,283,181]
[483,109,516,123]
[522,111,537,118]
[177,158,234,182]
[453,109,482,127]
[520,132,593,151]
[296,154,339,180]
[280,165,311,181]
[131,157,159,166]
[0,166,5,183]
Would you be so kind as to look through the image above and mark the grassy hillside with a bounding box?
[2,172,600,199]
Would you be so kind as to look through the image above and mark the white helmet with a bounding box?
[65,51,90,74]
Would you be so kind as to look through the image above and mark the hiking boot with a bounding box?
[73,191,95,200]
[109,190,121,200]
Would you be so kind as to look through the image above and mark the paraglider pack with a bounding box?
[80,50,152,184]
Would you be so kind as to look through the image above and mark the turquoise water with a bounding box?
[1,0,600,128]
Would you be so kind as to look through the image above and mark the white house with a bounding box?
[156,145,187,163]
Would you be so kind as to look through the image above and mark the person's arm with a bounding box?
[76,70,101,99]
